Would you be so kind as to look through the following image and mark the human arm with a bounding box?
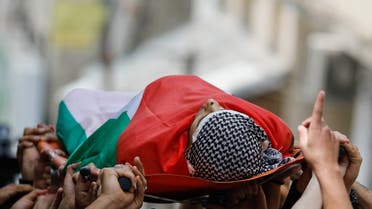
[262,181,284,209]
[297,90,352,209]
[351,181,372,209]
[288,101,358,209]
[10,189,48,209]
[17,123,64,189]
[337,136,363,192]
[74,163,99,209]
[56,163,79,209]
[281,163,313,209]
[262,164,303,209]
[86,167,142,209]
[87,157,146,209]
[0,184,33,205]
[17,124,54,182]
[33,192,57,209]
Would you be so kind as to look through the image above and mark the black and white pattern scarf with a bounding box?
[185,110,292,181]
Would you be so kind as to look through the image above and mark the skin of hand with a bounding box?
[351,181,372,209]
[48,188,63,209]
[128,157,147,209]
[57,163,79,209]
[263,181,290,209]
[33,150,52,189]
[17,124,58,181]
[337,137,362,192]
[292,163,313,193]
[87,159,146,209]
[74,163,99,209]
[299,107,361,192]
[297,91,339,173]
[297,91,353,209]
[0,184,33,205]
[33,148,66,190]
[291,125,323,195]
[10,189,48,209]
[279,179,292,207]
[132,156,147,195]
[33,192,57,209]
[19,124,66,190]
[261,164,303,209]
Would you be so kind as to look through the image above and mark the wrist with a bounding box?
[313,166,344,190]
[351,181,372,209]
[89,194,126,209]
[87,196,113,209]
[313,164,341,178]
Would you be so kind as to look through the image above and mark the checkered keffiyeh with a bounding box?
[185,110,288,181]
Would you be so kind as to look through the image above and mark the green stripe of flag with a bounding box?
[56,101,87,155]
[57,89,143,171]
[64,110,131,169]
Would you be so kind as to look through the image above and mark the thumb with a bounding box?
[297,125,308,147]
[23,189,47,202]
[49,187,63,209]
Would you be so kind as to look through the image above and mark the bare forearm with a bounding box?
[263,182,281,209]
[351,181,372,209]
[314,167,352,209]
[86,196,122,209]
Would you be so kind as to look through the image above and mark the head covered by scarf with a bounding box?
[185,110,293,181]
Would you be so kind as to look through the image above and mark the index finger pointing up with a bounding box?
[311,90,326,128]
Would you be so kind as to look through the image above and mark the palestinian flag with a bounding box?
[56,89,142,169]
[56,75,303,197]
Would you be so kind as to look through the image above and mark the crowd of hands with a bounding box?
[0,123,147,209]
[0,91,369,209]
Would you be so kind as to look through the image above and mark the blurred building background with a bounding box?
[0,0,371,206]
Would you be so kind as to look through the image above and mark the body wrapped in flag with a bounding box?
[49,75,303,197]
